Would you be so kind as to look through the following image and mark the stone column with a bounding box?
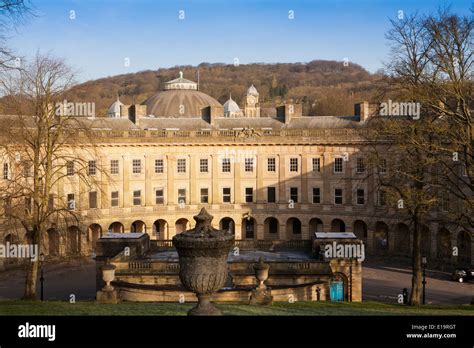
[301,223,309,240]
[366,223,375,254]
[190,153,197,205]
[166,155,175,205]
[145,155,153,206]
[256,221,265,240]
[344,151,352,205]
[211,154,219,203]
[256,154,265,203]
[322,151,332,205]
[168,224,177,239]
[234,221,242,240]
[279,223,287,241]
[388,224,396,254]
[122,155,131,208]
[234,153,242,204]
[301,153,308,204]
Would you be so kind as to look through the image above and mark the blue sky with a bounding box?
[8,0,472,82]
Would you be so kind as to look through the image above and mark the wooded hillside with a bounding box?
[65,60,381,117]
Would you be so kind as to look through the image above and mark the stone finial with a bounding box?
[193,207,214,233]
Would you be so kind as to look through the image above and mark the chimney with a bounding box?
[277,100,302,125]
[128,104,147,125]
[202,105,223,125]
[355,101,377,122]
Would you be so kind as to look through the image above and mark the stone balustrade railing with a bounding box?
[149,239,311,252]
[70,128,372,144]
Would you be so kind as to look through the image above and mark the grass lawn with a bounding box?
[0,300,472,316]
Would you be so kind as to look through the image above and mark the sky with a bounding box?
[7,0,472,82]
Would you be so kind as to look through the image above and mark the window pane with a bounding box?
[267,158,276,172]
[132,159,142,174]
[312,158,320,172]
[155,189,164,204]
[334,188,343,204]
[223,187,231,203]
[89,191,97,209]
[200,159,208,173]
[290,187,298,203]
[356,158,365,173]
[110,160,119,174]
[222,158,231,172]
[155,159,164,173]
[313,188,321,203]
[133,190,141,205]
[245,187,253,203]
[111,191,119,207]
[357,189,365,205]
[290,158,298,172]
[67,193,75,210]
[88,160,97,175]
[245,158,254,172]
[177,159,186,173]
[267,187,276,203]
[334,158,343,173]
[178,189,186,204]
[200,188,209,203]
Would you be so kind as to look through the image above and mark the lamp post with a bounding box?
[422,256,427,305]
[349,259,353,302]
[39,252,45,301]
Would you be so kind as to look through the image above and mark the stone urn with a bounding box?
[249,257,273,305]
[172,208,234,316]
[101,264,116,292]
[253,257,270,290]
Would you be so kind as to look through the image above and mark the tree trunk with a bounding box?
[23,260,39,300]
[23,226,41,300]
[409,217,422,305]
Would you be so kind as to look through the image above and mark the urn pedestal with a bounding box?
[172,208,234,316]
[96,264,119,304]
[249,257,273,305]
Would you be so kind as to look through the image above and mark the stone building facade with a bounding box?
[0,73,472,268]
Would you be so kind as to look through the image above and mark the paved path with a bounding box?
[0,257,472,304]
[363,258,473,304]
[0,258,96,301]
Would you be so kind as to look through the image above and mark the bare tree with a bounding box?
[366,9,473,305]
[0,0,32,70]
[0,52,103,299]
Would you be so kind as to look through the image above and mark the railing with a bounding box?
[150,239,311,252]
[150,240,174,251]
[75,128,371,143]
[149,130,167,137]
[234,239,311,251]
[128,261,152,269]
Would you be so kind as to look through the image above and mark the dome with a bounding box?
[143,89,222,118]
[247,84,258,96]
[223,96,241,113]
[108,97,123,118]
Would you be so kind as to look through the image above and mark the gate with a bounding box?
[330,281,344,301]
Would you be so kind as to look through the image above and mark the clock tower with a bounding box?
[244,84,260,117]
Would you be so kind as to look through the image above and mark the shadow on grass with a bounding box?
[0,300,472,316]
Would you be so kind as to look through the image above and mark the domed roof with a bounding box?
[108,97,123,117]
[223,96,241,113]
[143,89,222,118]
[247,84,258,96]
